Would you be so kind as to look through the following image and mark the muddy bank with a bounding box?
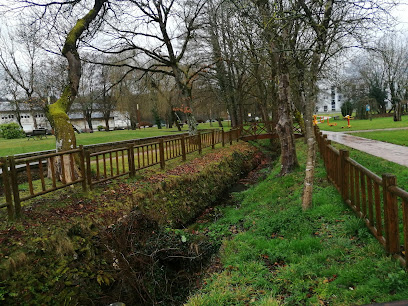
[1,142,271,305]
[99,144,266,305]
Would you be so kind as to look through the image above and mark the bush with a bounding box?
[97,125,105,131]
[341,101,354,117]
[0,123,25,139]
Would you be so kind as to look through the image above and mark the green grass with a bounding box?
[185,140,408,305]
[351,130,408,147]
[0,122,228,157]
[329,141,408,191]
[318,115,408,132]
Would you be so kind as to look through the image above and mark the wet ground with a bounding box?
[322,129,408,167]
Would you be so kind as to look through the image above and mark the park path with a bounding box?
[322,129,408,167]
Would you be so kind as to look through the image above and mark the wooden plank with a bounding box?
[367,177,374,225]
[383,174,400,254]
[116,151,119,175]
[96,155,100,180]
[355,167,360,212]
[26,161,34,196]
[109,152,113,177]
[50,156,56,188]
[38,158,46,191]
[361,172,367,217]
[350,163,355,209]
[403,199,408,266]
[1,158,15,220]
[374,182,383,237]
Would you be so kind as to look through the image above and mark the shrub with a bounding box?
[341,100,354,117]
[97,125,105,131]
[0,123,25,139]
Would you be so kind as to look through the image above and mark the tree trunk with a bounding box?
[276,72,298,176]
[45,0,106,183]
[394,101,402,121]
[301,90,316,210]
[46,88,78,182]
[104,116,110,131]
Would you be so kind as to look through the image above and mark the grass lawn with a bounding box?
[186,139,408,305]
[329,141,408,191]
[318,115,408,132]
[351,130,408,147]
[0,122,228,157]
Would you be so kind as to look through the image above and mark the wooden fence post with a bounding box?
[319,132,324,155]
[8,156,21,219]
[1,157,14,220]
[382,174,399,254]
[85,150,93,190]
[159,139,166,169]
[222,129,225,147]
[181,135,187,161]
[229,130,232,145]
[211,130,215,149]
[325,139,331,174]
[79,145,87,192]
[339,149,349,201]
[198,131,202,154]
[128,144,136,177]
[323,135,328,163]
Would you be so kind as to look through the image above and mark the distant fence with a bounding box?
[0,129,240,220]
[315,126,408,268]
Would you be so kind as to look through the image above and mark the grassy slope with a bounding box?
[0,142,249,304]
[318,115,408,132]
[186,140,408,305]
[0,122,228,157]
[327,141,408,191]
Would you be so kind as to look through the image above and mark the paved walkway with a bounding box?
[322,129,408,167]
[343,127,408,134]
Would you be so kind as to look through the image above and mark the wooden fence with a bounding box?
[0,129,240,220]
[315,126,408,267]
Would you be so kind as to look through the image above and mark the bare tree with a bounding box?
[2,0,108,181]
[0,22,45,129]
[87,0,208,135]
[252,0,300,176]
[376,33,408,121]
[206,0,251,127]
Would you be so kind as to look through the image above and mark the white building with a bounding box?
[0,101,131,132]
[316,84,343,113]
[0,101,50,132]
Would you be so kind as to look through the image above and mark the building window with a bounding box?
[324,105,328,112]
[331,100,336,111]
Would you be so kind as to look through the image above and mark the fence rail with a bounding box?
[0,129,239,220]
[315,126,408,267]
